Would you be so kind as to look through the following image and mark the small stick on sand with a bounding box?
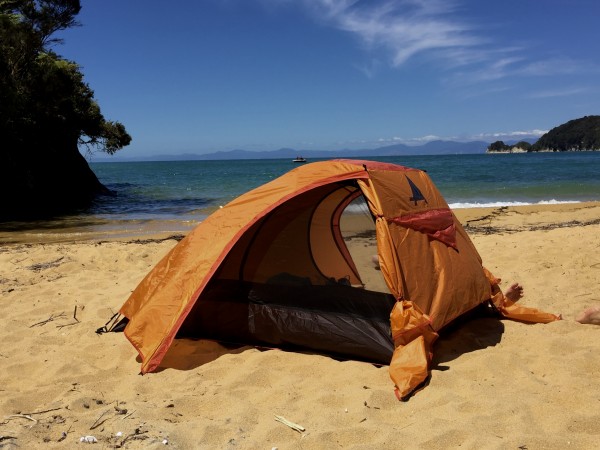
[274,415,305,433]
[29,312,66,328]
[89,409,111,430]
[122,409,136,420]
[56,305,81,329]
[56,322,79,329]
[3,414,37,424]
[22,407,63,415]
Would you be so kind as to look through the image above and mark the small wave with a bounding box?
[344,203,370,214]
[345,198,584,212]
[449,199,582,209]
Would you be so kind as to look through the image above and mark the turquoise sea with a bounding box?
[2,152,600,242]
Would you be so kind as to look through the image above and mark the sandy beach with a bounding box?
[1,202,599,449]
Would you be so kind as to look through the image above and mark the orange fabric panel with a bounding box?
[356,178,404,299]
[484,268,561,323]
[389,336,428,399]
[388,300,439,399]
[232,184,360,285]
[239,195,318,283]
[359,167,491,330]
[120,160,369,373]
[210,218,262,281]
[391,223,492,331]
[367,169,449,218]
[358,165,494,399]
[335,159,412,172]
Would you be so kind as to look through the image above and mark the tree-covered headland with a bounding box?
[487,140,532,153]
[487,115,600,153]
[0,0,131,219]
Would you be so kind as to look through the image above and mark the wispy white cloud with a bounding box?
[373,130,546,146]
[280,0,598,90]
[528,86,590,99]
[517,58,590,77]
[475,57,527,81]
[473,129,547,140]
[452,56,596,86]
[376,136,399,142]
[302,0,482,67]
[353,58,384,78]
[329,128,550,149]
[374,134,447,145]
[410,134,443,142]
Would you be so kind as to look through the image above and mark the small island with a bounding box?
[487,115,600,153]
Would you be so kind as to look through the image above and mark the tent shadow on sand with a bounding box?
[150,315,505,374]
[147,340,253,372]
[152,338,390,373]
[432,317,505,371]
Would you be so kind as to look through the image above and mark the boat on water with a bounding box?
[293,156,307,163]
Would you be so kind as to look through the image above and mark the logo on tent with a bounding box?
[406,176,428,205]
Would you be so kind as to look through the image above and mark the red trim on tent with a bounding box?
[331,188,365,285]
[334,159,418,172]
[388,208,457,249]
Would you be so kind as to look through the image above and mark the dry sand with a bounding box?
[1,203,600,449]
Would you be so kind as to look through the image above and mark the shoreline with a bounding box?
[487,149,600,153]
[1,201,599,246]
[453,201,600,234]
[1,202,600,448]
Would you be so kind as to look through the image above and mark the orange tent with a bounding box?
[120,159,559,399]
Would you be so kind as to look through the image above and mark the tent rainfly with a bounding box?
[119,159,560,399]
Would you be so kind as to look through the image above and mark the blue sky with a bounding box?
[58,0,600,158]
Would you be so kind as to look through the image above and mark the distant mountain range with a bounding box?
[93,139,536,162]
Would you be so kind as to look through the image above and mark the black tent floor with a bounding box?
[177,279,397,364]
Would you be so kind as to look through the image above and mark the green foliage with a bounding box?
[0,0,131,218]
[487,141,510,152]
[20,0,81,46]
[0,0,131,156]
[513,141,532,150]
[487,117,600,153]
[487,140,532,153]
[532,116,600,151]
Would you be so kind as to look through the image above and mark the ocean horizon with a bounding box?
[2,152,599,243]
